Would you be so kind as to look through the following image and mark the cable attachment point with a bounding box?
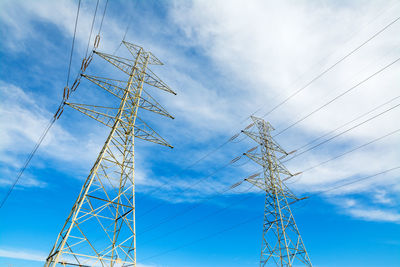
[63,86,70,101]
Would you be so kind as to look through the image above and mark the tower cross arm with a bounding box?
[94,51,177,95]
[123,41,163,65]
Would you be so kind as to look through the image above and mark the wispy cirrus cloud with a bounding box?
[168,0,400,222]
[0,248,46,262]
[335,197,400,223]
[0,247,159,267]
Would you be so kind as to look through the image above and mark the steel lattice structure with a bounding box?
[45,41,175,267]
[242,116,312,267]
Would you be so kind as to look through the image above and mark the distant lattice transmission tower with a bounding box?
[45,41,175,266]
[242,116,312,267]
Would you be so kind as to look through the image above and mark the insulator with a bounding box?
[54,107,61,119]
[292,172,302,177]
[85,56,93,69]
[287,150,297,155]
[63,86,69,99]
[230,156,241,163]
[243,122,254,130]
[56,109,64,120]
[247,146,258,153]
[70,79,78,92]
[229,133,240,141]
[230,181,243,189]
[94,34,100,49]
[80,58,86,71]
[247,172,261,179]
[71,79,81,92]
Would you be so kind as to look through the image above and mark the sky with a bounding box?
[0,0,400,266]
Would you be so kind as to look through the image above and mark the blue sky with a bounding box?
[0,0,400,266]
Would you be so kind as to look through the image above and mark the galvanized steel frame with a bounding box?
[45,42,175,267]
[243,116,312,267]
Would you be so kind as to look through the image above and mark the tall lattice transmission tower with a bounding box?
[242,116,312,267]
[45,41,176,267]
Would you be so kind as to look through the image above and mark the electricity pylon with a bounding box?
[45,41,175,267]
[242,116,312,267]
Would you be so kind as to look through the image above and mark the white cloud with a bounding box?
[0,247,158,267]
[0,248,46,262]
[0,80,104,186]
[347,206,400,223]
[170,0,400,137]
[373,189,393,205]
[168,0,400,222]
[0,0,122,53]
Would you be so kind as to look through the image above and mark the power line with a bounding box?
[113,0,138,55]
[135,12,400,215]
[97,0,109,36]
[137,138,237,218]
[122,1,139,41]
[283,102,400,161]
[140,214,262,262]
[151,33,400,203]
[74,9,400,233]
[260,14,400,120]
[138,55,399,217]
[0,118,56,210]
[0,0,103,211]
[139,12,400,203]
[240,3,400,123]
[80,183,256,254]
[273,56,400,137]
[294,94,400,152]
[84,0,100,59]
[311,166,400,196]
[139,184,256,245]
[138,181,237,235]
[139,166,400,263]
[299,127,400,173]
[66,0,82,87]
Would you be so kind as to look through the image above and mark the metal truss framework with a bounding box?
[45,41,175,267]
[243,116,312,267]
